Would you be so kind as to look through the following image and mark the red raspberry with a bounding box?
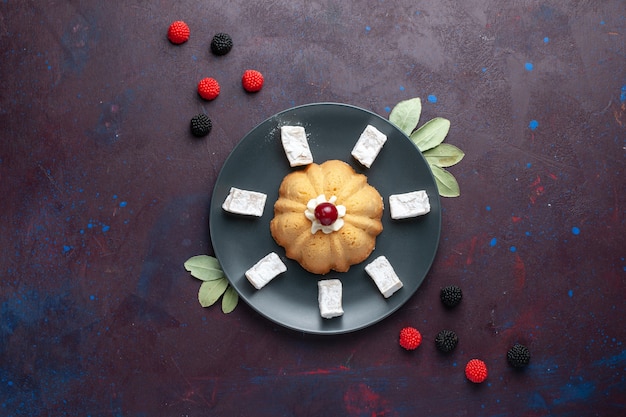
[399,327,422,350]
[198,78,220,100]
[465,359,488,383]
[242,69,264,92]
[167,21,190,45]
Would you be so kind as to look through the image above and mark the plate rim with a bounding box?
[209,102,441,334]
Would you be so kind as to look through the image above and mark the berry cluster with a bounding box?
[166,21,265,138]
[399,284,531,384]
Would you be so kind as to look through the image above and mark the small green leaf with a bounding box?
[389,97,422,136]
[423,143,465,167]
[221,286,239,314]
[410,117,450,152]
[198,277,229,307]
[184,255,224,281]
[430,165,460,197]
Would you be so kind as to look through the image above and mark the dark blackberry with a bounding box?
[507,343,531,368]
[210,33,233,56]
[190,114,212,137]
[435,330,458,353]
[440,285,463,308]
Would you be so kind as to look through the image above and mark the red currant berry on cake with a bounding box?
[314,202,339,226]
[399,327,422,350]
[198,77,220,100]
[242,69,264,92]
[465,359,488,383]
[167,21,190,44]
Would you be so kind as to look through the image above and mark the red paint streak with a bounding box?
[512,216,523,223]
[300,365,349,376]
[529,175,541,188]
[503,307,545,343]
[613,102,625,127]
[612,184,619,222]
[548,172,558,181]
[513,254,526,290]
[528,175,545,204]
[344,383,392,417]
[441,233,488,268]
[466,235,478,265]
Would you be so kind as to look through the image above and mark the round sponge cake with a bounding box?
[270,160,383,274]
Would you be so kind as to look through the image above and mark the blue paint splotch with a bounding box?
[427,94,438,103]
[543,37,550,43]
[594,349,626,368]
[490,237,497,247]
[0,289,90,415]
[528,391,549,410]
[525,62,534,71]
[529,120,539,130]
[620,85,626,103]
[553,380,596,406]
[571,226,580,235]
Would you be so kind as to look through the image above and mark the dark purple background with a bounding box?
[1,1,624,416]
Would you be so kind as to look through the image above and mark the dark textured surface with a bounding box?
[1,1,625,416]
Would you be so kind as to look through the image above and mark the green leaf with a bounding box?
[430,165,460,197]
[389,97,422,136]
[410,117,450,152]
[423,143,465,167]
[221,286,239,314]
[198,277,230,307]
[184,255,224,281]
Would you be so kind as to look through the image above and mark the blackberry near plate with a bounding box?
[210,33,233,56]
[440,285,463,308]
[507,343,531,368]
[190,114,212,137]
[435,329,458,353]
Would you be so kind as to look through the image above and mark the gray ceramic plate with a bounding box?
[210,103,441,334]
